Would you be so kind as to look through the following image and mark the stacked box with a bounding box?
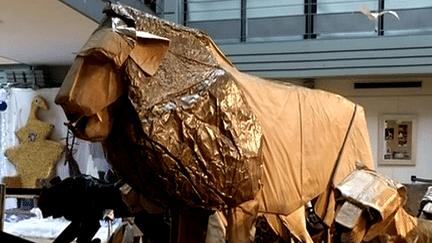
[3,70,45,88]
[5,70,16,85]
[0,71,7,86]
[25,70,45,87]
[14,71,25,84]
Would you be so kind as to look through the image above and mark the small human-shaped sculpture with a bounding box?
[3,96,64,188]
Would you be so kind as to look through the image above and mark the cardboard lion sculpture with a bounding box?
[55,3,378,242]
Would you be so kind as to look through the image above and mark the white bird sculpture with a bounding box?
[358,5,400,20]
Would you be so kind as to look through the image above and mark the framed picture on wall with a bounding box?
[378,114,417,165]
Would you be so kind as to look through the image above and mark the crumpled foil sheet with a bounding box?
[335,169,406,241]
[101,4,263,211]
[420,186,432,215]
[336,169,406,221]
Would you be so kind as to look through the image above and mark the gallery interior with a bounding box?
[1,0,432,242]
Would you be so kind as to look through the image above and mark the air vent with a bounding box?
[354,81,422,89]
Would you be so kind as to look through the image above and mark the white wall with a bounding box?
[313,76,432,183]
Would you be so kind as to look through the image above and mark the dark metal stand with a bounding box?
[411,175,432,183]
[53,220,100,243]
[0,185,41,242]
[0,231,35,243]
[0,185,5,232]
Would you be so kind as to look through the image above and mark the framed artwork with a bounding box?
[378,114,417,165]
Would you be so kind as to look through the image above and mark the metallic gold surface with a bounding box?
[121,6,263,210]
[56,3,263,210]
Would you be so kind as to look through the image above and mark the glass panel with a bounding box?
[246,0,304,41]
[188,19,241,42]
[318,0,378,14]
[186,0,240,22]
[384,8,432,36]
[316,0,378,39]
[383,120,413,160]
[247,0,303,18]
[248,16,305,41]
[386,0,432,9]
[183,0,432,43]
[316,12,377,39]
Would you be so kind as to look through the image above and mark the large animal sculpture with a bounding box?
[55,3,376,242]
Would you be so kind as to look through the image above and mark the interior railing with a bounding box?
[182,0,432,44]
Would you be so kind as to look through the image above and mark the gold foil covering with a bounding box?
[60,4,264,211]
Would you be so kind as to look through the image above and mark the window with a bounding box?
[182,0,432,43]
[184,0,242,42]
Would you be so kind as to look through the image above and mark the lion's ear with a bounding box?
[130,31,170,76]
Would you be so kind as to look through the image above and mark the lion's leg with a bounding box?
[227,200,259,243]
[171,212,211,243]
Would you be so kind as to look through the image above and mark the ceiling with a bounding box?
[0,0,99,66]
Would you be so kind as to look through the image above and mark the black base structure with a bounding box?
[53,220,101,243]
[0,231,35,243]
